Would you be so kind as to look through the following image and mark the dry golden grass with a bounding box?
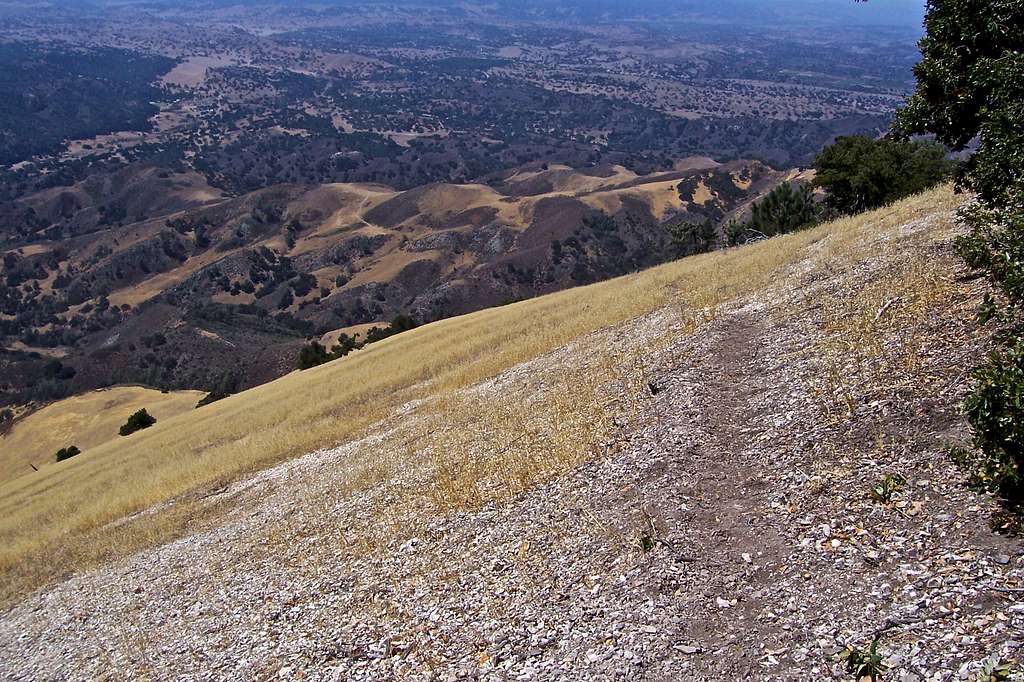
[0,386,204,484]
[802,194,973,419]
[0,186,962,606]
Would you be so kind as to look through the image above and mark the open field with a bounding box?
[0,186,964,607]
[0,387,204,485]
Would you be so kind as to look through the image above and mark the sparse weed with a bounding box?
[637,507,663,553]
[839,638,887,682]
[869,474,906,505]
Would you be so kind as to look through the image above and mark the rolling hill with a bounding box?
[0,386,204,482]
[1,158,794,407]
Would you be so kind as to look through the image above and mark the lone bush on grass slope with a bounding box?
[56,445,81,462]
[119,408,157,437]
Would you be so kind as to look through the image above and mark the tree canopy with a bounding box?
[726,182,818,246]
[812,136,953,215]
[895,0,1024,508]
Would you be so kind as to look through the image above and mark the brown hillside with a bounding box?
[1,159,792,405]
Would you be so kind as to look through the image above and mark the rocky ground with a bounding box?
[1,207,1021,680]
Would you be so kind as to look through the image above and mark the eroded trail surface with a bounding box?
[1,212,1022,680]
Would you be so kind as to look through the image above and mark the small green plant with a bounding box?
[639,532,656,552]
[869,473,906,504]
[840,638,887,682]
[119,408,156,437]
[55,445,81,462]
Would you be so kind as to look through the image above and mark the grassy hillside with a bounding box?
[0,186,963,605]
[0,386,204,483]
[1,160,785,406]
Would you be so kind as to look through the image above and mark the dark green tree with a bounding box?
[277,288,294,310]
[365,315,420,344]
[297,341,331,370]
[812,136,953,215]
[728,182,818,246]
[196,371,240,408]
[119,409,156,437]
[56,445,81,462]
[331,333,361,358]
[668,219,717,256]
[894,0,1024,507]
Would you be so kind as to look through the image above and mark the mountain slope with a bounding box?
[0,159,790,406]
[1,187,1019,679]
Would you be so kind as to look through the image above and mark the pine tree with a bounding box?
[728,183,818,245]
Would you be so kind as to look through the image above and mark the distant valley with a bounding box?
[0,0,922,409]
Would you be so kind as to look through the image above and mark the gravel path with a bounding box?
[1,216,1021,680]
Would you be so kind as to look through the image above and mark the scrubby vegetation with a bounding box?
[667,219,717,256]
[55,446,80,462]
[719,134,952,253]
[726,182,818,246]
[297,315,420,370]
[195,373,241,408]
[812,136,953,215]
[297,341,332,370]
[118,408,156,437]
[896,0,1024,515]
[0,44,174,165]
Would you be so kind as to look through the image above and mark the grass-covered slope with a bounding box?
[0,387,204,483]
[0,186,964,605]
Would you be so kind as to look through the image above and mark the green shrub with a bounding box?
[668,219,717,256]
[727,182,818,246]
[303,315,420,369]
[55,445,81,462]
[958,338,1024,501]
[895,0,1024,510]
[812,136,953,215]
[297,341,331,370]
[331,333,361,358]
[195,371,240,408]
[119,408,156,436]
[196,391,229,408]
